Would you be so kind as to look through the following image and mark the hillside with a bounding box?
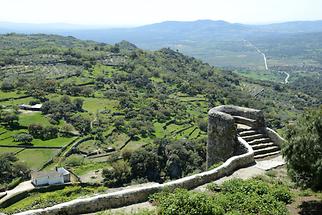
[2,20,322,72]
[0,34,320,213]
[0,34,321,211]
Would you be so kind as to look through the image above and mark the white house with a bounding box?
[31,167,70,187]
[19,104,42,111]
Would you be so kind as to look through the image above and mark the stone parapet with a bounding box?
[15,138,254,215]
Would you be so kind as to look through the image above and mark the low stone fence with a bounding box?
[266,127,286,147]
[15,137,254,215]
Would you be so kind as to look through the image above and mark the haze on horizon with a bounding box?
[1,0,322,27]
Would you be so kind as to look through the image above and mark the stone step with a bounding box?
[254,151,280,159]
[252,142,277,150]
[254,146,280,156]
[239,130,258,137]
[248,138,271,145]
[242,134,266,142]
[236,124,253,132]
[233,115,257,127]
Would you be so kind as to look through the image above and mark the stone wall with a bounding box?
[207,108,237,167]
[15,138,254,215]
[214,105,266,128]
[266,127,285,147]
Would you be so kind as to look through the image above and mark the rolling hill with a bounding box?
[2,20,322,70]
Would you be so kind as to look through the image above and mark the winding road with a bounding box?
[244,40,268,70]
[245,40,291,84]
[255,47,268,71]
[282,71,290,84]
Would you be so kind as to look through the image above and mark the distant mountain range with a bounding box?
[2,20,322,69]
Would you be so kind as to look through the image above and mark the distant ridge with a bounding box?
[2,19,322,68]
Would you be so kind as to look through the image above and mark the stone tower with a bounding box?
[207,108,237,168]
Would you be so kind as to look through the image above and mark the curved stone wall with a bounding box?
[207,108,237,167]
[15,105,277,215]
[213,105,266,128]
[15,138,254,215]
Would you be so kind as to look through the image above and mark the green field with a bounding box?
[82,97,119,113]
[16,148,60,170]
[0,133,76,147]
[18,112,51,127]
[0,147,22,154]
[0,90,27,100]
[77,139,98,154]
[72,162,110,176]
[234,70,285,83]
[0,97,33,107]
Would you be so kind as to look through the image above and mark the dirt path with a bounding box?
[86,202,154,215]
[195,155,284,191]
[0,181,34,206]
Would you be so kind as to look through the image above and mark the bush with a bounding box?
[152,179,292,215]
[282,107,322,189]
[103,160,132,187]
[7,177,23,190]
[152,189,224,215]
[272,185,293,204]
[129,148,160,181]
[13,133,33,144]
[65,155,85,167]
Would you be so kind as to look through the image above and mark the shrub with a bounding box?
[65,155,85,167]
[7,177,23,190]
[129,148,160,181]
[13,133,33,144]
[152,179,292,215]
[28,124,58,140]
[103,160,132,187]
[282,107,322,189]
[152,189,224,215]
[271,185,293,204]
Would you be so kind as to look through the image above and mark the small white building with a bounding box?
[19,104,42,111]
[31,167,70,187]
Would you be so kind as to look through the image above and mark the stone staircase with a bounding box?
[234,116,280,159]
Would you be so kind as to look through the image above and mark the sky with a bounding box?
[1,0,322,26]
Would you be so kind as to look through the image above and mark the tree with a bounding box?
[13,133,33,145]
[103,160,132,187]
[165,141,190,179]
[28,124,58,140]
[129,148,160,181]
[42,125,59,140]
[73,98,84,112]
[1,112,19,127]
[282,107,322,189]
[0,153,30,184]
[197,118,208,132]
[1,79,15,91]
[70,114,91,135]
[28,124,44,139]
[60,124,75,136]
